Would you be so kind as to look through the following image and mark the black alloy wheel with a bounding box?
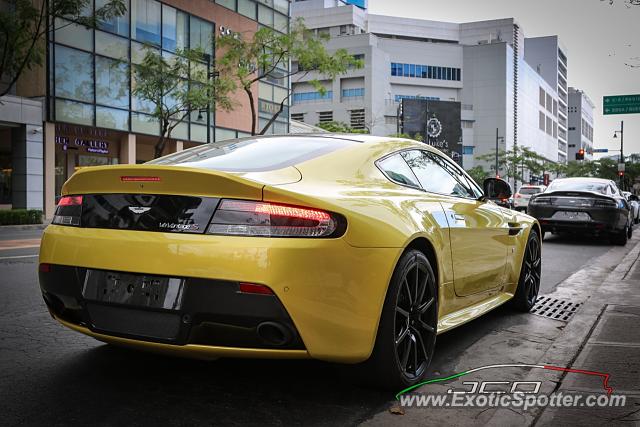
[511,231,542,312]
[359,250,437,390]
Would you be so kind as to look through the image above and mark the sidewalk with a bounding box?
[533,243,640,425]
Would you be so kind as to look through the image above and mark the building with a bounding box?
[0,0,291,218]
[290,0,566,179]
[568,87,595,161]
[524,36,570,163]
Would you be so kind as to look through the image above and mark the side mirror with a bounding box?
[482,178,513,200]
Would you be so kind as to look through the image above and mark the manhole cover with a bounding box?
[530,296,582,322]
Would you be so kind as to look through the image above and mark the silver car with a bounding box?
[622,191,640,224]
[514,185,547,212]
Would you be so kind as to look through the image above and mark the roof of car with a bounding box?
[552,177,613,183]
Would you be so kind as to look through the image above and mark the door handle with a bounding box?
[454,214,465,221]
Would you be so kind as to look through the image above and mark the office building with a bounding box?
[568,87,595,161]
[0,0,291,217]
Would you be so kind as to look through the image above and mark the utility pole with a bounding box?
[621,120,624,189]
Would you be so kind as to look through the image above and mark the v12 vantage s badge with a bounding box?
[158,222,200,231]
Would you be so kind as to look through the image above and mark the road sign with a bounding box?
[591,148,609,153]
[619,163,626,172]
[604,94,640,115]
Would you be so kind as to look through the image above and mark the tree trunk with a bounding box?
[154,122,169,158]
[245,86,257,136]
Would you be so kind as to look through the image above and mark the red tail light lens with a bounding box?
[53,195,83,226]
[238,282,274,295]
[57,195,83,206]
[208,199,346,238]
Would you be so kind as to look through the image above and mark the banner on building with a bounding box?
[401,99,463,164]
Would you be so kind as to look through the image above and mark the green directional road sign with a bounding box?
[603,94,640,115]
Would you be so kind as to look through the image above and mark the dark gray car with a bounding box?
[527,177,632,245]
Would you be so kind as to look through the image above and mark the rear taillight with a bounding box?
[530,197,552,206]
[53,195,83,226]
[208,199,346,238]
[594,199,617,208]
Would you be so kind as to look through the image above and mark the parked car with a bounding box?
[39,134,542,390]
[513,185,547,212]
[622,191,640,224]
[528,177,632,245]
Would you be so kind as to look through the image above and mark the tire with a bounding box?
[612,225,628,246]
[511,231,542,312]
[358,249,438,390]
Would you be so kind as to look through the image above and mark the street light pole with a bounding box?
[495,128,501,178]
[614,120,624,189]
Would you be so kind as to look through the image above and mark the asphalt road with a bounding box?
[0,227,618,426]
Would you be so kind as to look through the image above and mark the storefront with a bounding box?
[53,124,122,199]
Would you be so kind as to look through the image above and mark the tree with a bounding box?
[132,47,234,158]
[475,145,550,186]
[465,166,489,185]
[317,121,367,133]
[0,0,125,97]
[217,18,362,135]
[601,0,640,68]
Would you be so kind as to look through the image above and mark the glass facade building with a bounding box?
[216,0,291,135]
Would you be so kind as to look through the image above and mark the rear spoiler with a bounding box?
[62,164,265,200]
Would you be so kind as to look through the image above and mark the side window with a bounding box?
[377,153,421,189]
[402,150,475,198]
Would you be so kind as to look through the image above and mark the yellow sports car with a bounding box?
[39,134,541,389]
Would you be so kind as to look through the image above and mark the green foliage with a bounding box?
[475,145,550,183]
[132,47,234,158]
[465,166,489,185]
[0,209,43,225]
[0,0,125,96]
[317,121,367,134]
[217,18,362,135]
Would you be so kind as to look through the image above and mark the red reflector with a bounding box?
[120,176,161,182]
[221,200,331,222]
[239,283,274,295]
[57,195,83,206]
[39,263,51,273]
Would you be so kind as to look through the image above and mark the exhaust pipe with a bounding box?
[256,321,292,346]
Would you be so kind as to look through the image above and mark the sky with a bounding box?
[369,0,640,158]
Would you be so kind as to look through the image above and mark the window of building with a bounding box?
[56,99,94,126]
[132,0,161,46]
[539,111,545,131]
[462,120,473,129]
[216,0,236,10]
[390,62,460,81]
[54,18,93,51]
[55,46,94,103]
[292,91,333,103]
[546,116,553,136]
[546,93,553,113]
[162,6,188,52]
[463,146,474,155]
[553,122,558,138]
[350,109,365,130]
[190,16,213,57]
[342,88,364,99]
[238,0,257,20]
[95,30,128,59]
[318,111,333,123]
[96,56,129,109]
[553,100,558,117]
[97,0,130,36]
[96,106,129,130]
[291,113,304,122]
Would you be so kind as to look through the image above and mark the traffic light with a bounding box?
[576,149,585,161]
[619,171,625,177]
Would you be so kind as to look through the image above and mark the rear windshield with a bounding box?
[547,180,607,194]
[519,187,543,195]
[148,136,359,172]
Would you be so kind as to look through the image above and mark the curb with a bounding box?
[0,222,50,231]
[486,237,640,426]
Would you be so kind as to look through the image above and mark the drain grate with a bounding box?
[530,296,582,322]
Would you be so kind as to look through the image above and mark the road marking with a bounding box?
[0,239,41,251]
[0,254,38,260]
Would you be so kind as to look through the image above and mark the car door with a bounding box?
[402,150,510,297]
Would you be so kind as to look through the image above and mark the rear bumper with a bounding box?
[528,206,626,233]
[39,225,401,363]
[513,198,529,208]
